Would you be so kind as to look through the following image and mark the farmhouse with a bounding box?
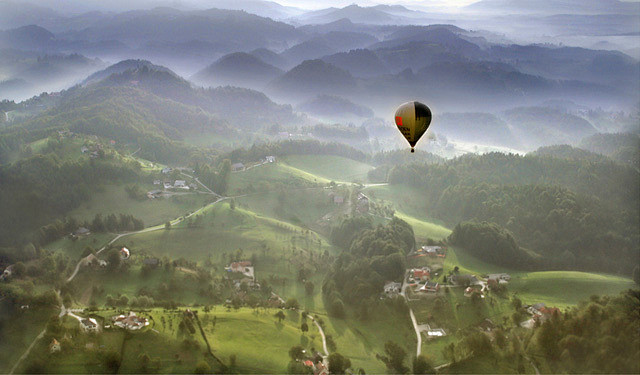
[161,167,173,174]
[174,180,188,189]
[1,265,13,281]
[226,261,254,279]
[147,189,163,199]
[487,273,511,284]
[231,163,245,171]
[85,254,107,268]
[421,246,445,257]
[113,312,149,330]
[410,267,431,281]
[265,156,276,163]
[80,318,99,332]
[356,192,369,213]
[49,338,61,353]
[418,281,439,293]
[383,281,402,296]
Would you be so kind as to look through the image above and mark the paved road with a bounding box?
[12,193,228,373]
[309,316,329,358]
[400,274,422,357]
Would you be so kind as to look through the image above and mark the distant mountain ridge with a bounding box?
[191,52,283,89]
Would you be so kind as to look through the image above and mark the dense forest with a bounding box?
[323,217,414,318]
[0,150,142,247]
[530,289,639,373]
[448,221,533,269]
[375,151,639,274]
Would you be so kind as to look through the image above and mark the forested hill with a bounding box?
[0,86,216,164]
[374,151,639,274]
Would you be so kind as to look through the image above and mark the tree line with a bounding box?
[375,151,639,275]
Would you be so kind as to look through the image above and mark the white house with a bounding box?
[80,318,99,332]
[174,180,188,189]
[383,282,402,296]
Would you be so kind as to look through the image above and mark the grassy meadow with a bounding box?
[280,155,374,183]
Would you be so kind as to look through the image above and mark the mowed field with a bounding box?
[445,246,635,309]
[280,155,374,183]
[228,162,329,195]
[68,185,214,228]
[203,308,324,373]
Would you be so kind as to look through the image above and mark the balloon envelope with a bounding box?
[394,101,432,152]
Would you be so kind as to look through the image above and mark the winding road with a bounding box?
[400,275,423,357]
[10,180,223,374]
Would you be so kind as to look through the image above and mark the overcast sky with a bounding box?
[274,0,478,10]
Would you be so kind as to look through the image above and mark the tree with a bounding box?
[289,345,304,361]
[285,298,299,310]
[275,310,285,323]
[301,322,309,334]
[304,280,315,295]
[378,341,408,374]
[413,355,435,374]
[165,221,171,230]
[633,265,640,285]
[107,250,121,271]
[103,350,121,373]
[328,352,351,374]
[194,361,210,374]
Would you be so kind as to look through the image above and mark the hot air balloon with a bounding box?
[394,101,432,153]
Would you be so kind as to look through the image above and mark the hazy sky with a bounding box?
[274,0,477,10]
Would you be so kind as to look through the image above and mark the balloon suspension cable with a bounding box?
[410,147,415,153]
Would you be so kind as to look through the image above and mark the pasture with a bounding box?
[280,155,374,183]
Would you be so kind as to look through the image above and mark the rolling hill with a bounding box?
[191,52,283,89]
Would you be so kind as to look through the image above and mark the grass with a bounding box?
[44,233,115,259]
[203,307,323,373]
[445,246,636,309]
[280,155,374,183]
[236,188,339,231]
[507,271,635,309]
[0,306,57,374]
[67,185,214,228]
[316,304,416,373]
[228,163,329,195]
[394,212,451,242]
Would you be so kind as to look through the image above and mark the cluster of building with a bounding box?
[0,264,13,281]
[150,179,196,196]
[303,359,329,375]
[80,318,100,332]
[408,267,440,294]
[409,245,446,258]
[519,303,561,328]
[231,156,275,172]
[225,261,259,290]
[80,144,103,159]
[112,311,149,330]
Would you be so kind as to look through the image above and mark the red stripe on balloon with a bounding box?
[395,116,402,126]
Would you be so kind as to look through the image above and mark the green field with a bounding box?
[0,306,57,374]
[280,155,374,183]
[507,271,635,309]
[445,246,635,309]
[316,306,416,373]
[228,162,329,195]
[204,307,323,373]
[68,185,214,228]
[395,212,451,242]
[45,233,116,259]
